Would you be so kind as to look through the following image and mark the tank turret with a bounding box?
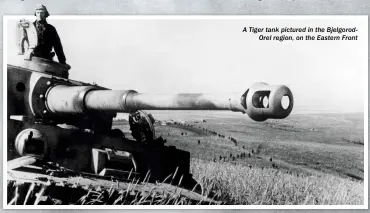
[9,55,293,123]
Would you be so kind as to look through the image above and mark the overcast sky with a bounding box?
[5,16,367,114]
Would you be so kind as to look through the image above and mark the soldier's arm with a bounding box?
[52,26,67,64]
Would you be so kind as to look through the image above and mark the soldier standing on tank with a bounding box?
[32,4,67,64]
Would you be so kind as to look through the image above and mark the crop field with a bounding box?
[112,111,364,205]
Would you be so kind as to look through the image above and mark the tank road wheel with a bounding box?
[129,110,155,143]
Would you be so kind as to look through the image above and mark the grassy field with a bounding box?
[191,159,363,205]
[112,111,365,205]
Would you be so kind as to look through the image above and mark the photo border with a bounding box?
[3,15,368,210]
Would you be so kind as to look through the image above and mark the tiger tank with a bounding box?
[6,19,294,205]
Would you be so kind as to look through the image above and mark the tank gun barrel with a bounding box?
[85,92,245,112]
[45,82,293,122]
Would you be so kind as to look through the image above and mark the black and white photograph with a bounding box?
[2,2,368,209]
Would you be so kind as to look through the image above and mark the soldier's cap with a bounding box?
[34,4,50,17]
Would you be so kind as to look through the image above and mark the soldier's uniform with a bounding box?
[32,5,66,64]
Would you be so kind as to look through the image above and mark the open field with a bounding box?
[112,111,365,205]
[191,159,363,205]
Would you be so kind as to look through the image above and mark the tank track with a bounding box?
[7,160,219,205]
